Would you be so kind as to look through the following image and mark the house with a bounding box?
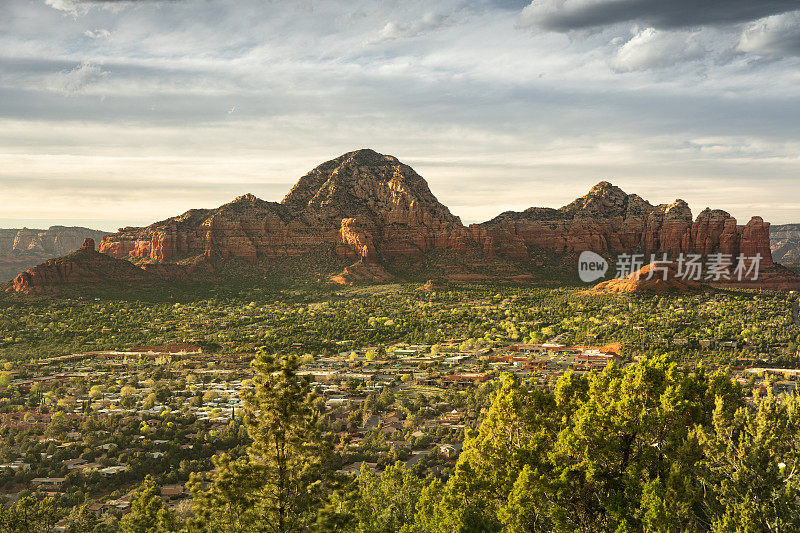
[405,446,437,469]
[99,465,127,477]
[161,484,186,500]
[0,461,30,472]
[87,503,104,516]
[63,458,87,470]
[336,461,378,475]
[438,443,461,459]
[31,477,66,490]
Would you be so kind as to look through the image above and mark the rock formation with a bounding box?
[0,226,109,281]
[11,149,792,293]
[100,150,469,271]
[418,279,446,291]
[8,238,160,295]
[330,263,394,285]
[473,181,776,269]
[590,262,702,294]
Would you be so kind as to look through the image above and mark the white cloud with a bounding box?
[51,61,109,95]
[84,28,111,39]
[1,0,800,228]
[609,28,706,72]
[371,12,449,43]
[44,0,82,16]
[738,11,800,57]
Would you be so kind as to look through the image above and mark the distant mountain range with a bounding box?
[0,226,109,282]
[771,224,800,267]
[4,149,800,294]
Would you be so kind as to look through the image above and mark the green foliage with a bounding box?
[411,359,800,533]
[65,503,100,533]
[119,475,178,533]
[190,349,331,532]
[0,496,63,533]
[352,462,424,533]
[696,391,800,532]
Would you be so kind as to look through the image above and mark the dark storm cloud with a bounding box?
[489,0,532,9]
[738,12,800,57]
[519,0,800,31]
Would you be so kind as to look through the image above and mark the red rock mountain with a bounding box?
[99,149,469,269]
[471,181,774,267]
[0,225,109,281]
[8,239,160,295]
[7,149,796,292]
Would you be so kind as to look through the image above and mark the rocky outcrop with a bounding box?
[337,218,378,263]
[100,149,470,269]
[330,263,394,285]
[474,181,777,269]
[590,262,702,294]
[418,279,446,291]
[8,238,159,295]
[0,226,109,281]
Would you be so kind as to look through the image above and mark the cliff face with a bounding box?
[0,226,110,281]
[100,149,470,269]
[83,150,789,290]
[8,239,160,295]
[771,224,800,267]
[472,181,775,267]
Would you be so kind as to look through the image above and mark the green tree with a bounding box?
[0,496,63,533]
[697,390,800,532]
[353,462,423,533]
[191,351,330,532]
[433,374,556,532]
[66,503,100,533]
[119,476,178,533]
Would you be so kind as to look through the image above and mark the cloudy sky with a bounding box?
[2,0,800,231]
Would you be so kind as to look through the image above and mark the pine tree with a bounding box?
[190,350,331,532]
[119,475,178,533]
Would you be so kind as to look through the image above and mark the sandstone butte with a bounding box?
[9,239,155,295]
[7,149,800,293]
[590,263,703,294]
[0,225,109,282]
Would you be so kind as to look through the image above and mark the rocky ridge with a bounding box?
[9,149,798,293]
[0,226,109,281]
[471,181,774,267]
[8,239,159,295]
